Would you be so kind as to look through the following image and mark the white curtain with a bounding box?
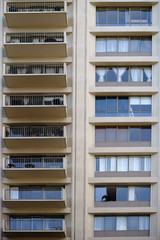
[128,187,135,201]
[119,38,129,52]
[10,187,19,200]
[130,68,141,82]
[96,69,106,82]
[141,157,151,171]
[99,157,106,171]
[130,97,140,116]
[96,38,106,52]
[129,157,140,171]
[125,10,129,24]
[144,68,152,82]
[117,157,128,171]
[118,67,127,82]
[94,217,104,230]
[139,216,150,230]
[116,217,127,230]
[107,38,117,52]
[141,97,151,105]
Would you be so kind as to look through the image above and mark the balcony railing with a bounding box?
[4,156,64,169]
[5,32,64,44]
[5,64,64,75]
[4,187,64,200]
[6,2,65,12]
[4,219,64,231]
[5,95,64,106]
[5,126,64,138]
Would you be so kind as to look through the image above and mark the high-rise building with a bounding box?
[1,0,160,239]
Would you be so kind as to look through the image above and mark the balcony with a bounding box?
[4,95,67,118]
[3,187,66,208]
[4,32,67,58]
[4,63,67,88]
[3,126,67,148]
[3,156,66,178]
[3,218,66,237]
[4,1,68,28]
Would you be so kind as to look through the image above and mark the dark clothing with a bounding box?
[101,194,112,201]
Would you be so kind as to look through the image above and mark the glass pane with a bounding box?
[107,68,117,82]
[131,8,140,25]
[107,97,117,116]
[130,97,141,117]
[117,127,128,141]
[141,127,151,141]
[94,217,104,230]
[107,38,117,52]
[118,97,129,116]
[96,38,106,52]
[96,8,107,26]
[95,127,105,142]
[106,127,117,142]
[117,157,128,171]
[143,67,152,82]
[130,127,141,141]
[130,68,141,82]
[139,216,150,230]
[129,157,140,171]
[128,216,139,230]
[135,187,150,201]
[32,218,42,230]
[107,157,116,171]
[96,68,107,83]
[119,38,129,52]
[141,97,151,116]
[95,187,106,201]
[141,9,152,26]
[141,38,152,52]
[96,97,106,117]
[107,8,117,26]
[105,217,116,230]
[130,38,141,52]
[119,8,129,26]
[118,67,129,82]
[117,187,128,201]
[116,217,127,230]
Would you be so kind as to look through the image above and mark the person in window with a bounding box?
[101,194,112,201]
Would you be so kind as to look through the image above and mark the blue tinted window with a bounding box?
[117,187,128,201]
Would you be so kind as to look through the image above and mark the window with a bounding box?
[95,126,151,143]
[95,96,151,117]
[95,186,150,202]
[96,7,152,26]
[96,66,152,84]
[96,37,152,55]
[94,216,150,231]
[95,156,151,172]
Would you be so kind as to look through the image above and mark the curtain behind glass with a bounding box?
[94,217,104,230]
[107,38,117,52]
[117,157,128,171]
[139,216,150,230]
[116,217,127,230]
[119,38,129,52]
[96,38,106,52]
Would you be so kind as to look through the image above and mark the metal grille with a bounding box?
[5,95,64,106]
[6,32,64,43]
[6,63,64,74]
[5,156,64,168]
[5,126,64,137]
[7,2,64,12]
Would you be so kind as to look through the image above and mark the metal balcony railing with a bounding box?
[6,2,65,12]
[5,32,64,44]
[5,64,64,75]
[5,126,64,138]
[4,187,64,200]
[5,95,64,106]
[4,219,64,231]
[5,156,64,169]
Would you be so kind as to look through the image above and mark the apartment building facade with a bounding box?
[0,0,160,240]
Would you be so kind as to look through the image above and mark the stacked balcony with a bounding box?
[4,63,67,88]
[4,94,67,118]
[4,1,68,28]
[3,217,66,237]
[4,32,67,58]
[3,156,67,178]
[3,126,67,148]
